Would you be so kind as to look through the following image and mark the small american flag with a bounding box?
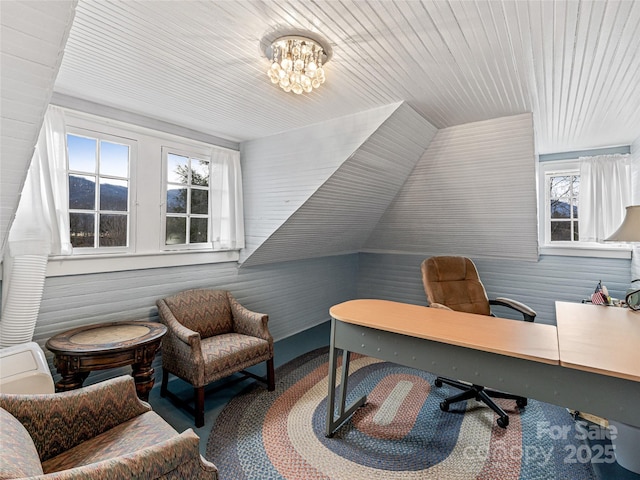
[591,281,608,305]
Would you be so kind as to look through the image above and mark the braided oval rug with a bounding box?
[206,347,597,480]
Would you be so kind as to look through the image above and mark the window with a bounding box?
[46,109,244,276]
[163,149,211,248]
[546,170,580,243]
[66,131,135,252]
[538,157,632,258]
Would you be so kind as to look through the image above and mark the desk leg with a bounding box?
[326,320,367,437]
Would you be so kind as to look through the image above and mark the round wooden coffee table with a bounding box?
[46,321,167,401]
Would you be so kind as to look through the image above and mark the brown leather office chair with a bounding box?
[421,256,536,428]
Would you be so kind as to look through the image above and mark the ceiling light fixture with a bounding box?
[266,35,328,95]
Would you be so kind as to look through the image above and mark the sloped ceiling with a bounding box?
[242,102,437,267]
[0,1,76,255]
[365,113,539,260]
[53,0,640,153]
[2,0,640,259]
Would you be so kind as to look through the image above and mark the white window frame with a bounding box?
[161,146,213,251]
[65,126,137,255]
[46,109,240,277]
[538,159,631,258]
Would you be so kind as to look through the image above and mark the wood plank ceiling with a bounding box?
[54,0,639,152]
[2,0,639,253]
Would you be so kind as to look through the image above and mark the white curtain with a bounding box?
[578,154,632,243]
[210,148,245,250]
[1,106,71,346]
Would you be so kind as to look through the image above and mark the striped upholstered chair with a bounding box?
[157,289,275,427]
[0,376,217,479]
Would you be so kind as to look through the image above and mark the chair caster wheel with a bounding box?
[497,416,509,428]
[434,378,443,388]
[516,398,527,408]
[440,401,449,412]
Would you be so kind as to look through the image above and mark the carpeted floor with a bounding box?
[207,346,599,480]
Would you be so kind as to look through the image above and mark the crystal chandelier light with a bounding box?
[266,36,327,94]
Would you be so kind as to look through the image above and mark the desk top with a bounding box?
[556,301,640,382]
[330,299,559,365]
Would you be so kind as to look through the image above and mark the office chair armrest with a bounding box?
[490,297,536,322]
[428,302,453,311]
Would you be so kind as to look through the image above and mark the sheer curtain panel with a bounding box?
[1,106,70,346]
[210,148,245,250]
[578,154,632,243]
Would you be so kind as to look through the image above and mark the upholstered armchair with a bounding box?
[0,375,217,479]
[156,289,275,427]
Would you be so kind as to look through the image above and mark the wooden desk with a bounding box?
[556,301,640,382]
[326,299,640,436]
[46,321,166,401]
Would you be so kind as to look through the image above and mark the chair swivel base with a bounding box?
[435,376,527,429]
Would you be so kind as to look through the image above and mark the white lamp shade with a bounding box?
[605,205,640,242]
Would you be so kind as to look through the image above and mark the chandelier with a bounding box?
[266,35,328,95]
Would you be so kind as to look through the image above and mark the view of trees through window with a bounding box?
[165,152,210,246]
[548,173,580,242]
[67,134,130,249]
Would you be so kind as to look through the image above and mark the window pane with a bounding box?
[69,175,95,209]
[100,178,128,211]
[100,141,129,177]
[573,221,579,241]
[572,198,578,219]
[192,160,210,186]
[191,189,208,214]
[167,188,187,213]
[69,213,95,247]
[166,217,186,245]
[572,175,580,195]
[68,135,96,173]
[190,218,208,243]
[550,220,571,241]
[550,199,571,219]
[549,176,571,199]
[99,214,127,247]
[167,154,189,184]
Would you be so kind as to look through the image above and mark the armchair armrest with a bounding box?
[34,430,218,479]
[156,299,202,349]
[0,376,150,462]
[490,297,536,322]
[228,293,272,343]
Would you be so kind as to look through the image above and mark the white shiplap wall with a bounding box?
[632,136,640,205]
[357,252,631,326]
[364,113,538,261]
[242,102,437,267]
[33,254,358,384]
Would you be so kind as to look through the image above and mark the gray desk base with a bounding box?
[326,318,640,436]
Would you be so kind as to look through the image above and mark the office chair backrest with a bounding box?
[421,256,491,316]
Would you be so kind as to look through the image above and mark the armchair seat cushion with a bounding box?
[41,411,178,474]
[202,333,271,384]
[0,408,43,479]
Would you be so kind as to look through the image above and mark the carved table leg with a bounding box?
[55,371,90,392]
[131,342,161,401]
[131,362,155,401]
[53,354,90,392]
